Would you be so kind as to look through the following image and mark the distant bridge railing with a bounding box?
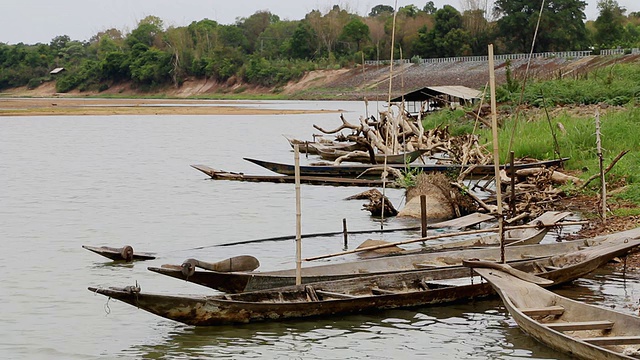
[364,51,594,66]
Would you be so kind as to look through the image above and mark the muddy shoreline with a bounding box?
[0,98,339,116]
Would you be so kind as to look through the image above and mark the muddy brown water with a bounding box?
[1,100,638,359]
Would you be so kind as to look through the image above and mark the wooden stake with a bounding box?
[509,151,516,217]
[489,44,506,263]
[342,218,348,249]
[420,195,427,238]
[294,144,302,285]
[595,109,607,222]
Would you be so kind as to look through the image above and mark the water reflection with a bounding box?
[126,301,572,359]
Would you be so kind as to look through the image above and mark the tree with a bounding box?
[129,47,171,85]
[494,0,588,53]
[423,1,437,14]
[237,11,280,53]
[306,6,351,59]
[288,22,318,59]
[462,9,493,54]
[369,5,394,17]
[399,5,420,17]
[593,0,626,47]
[126,16,164,48]
[412,5,471,57]
[340,18,370,51]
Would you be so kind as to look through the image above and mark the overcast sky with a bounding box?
[2,0,638,45]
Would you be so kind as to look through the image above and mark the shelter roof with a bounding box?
[391,85,481,102]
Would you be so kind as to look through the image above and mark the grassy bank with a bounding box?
[423,105,640,212]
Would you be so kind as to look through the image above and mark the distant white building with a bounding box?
[50,67,66,75]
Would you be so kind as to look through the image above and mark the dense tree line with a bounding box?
[1,0,639,93]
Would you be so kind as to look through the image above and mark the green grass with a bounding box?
[423,106,640,206]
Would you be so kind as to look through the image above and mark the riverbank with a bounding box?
[0,97,341,116]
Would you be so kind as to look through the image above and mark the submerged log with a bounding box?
[346,189,398,217]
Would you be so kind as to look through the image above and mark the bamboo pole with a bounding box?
[509,151,516,217]
[304,220,587,261]
[595,109,607,222]
[488,44,506,263]
[294,144,302,285]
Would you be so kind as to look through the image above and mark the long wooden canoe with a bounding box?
[147,227,640,293]
[473,257,640,359]
[316,147,425,165]
[82,245,156,262]
[392,211,572,254]
[89,236,640,326]
[284,136,362,155]
[244,157,570,178]
[191,164,396,188]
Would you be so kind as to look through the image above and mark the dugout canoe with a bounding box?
[244,157,569,178]
[82,245,156,262]
[191,164,396,187]
[473,255,640,359]
[89,236,640,326]
[147,227,640,293]
[316,147,426,164]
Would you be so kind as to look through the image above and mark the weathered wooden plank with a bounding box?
[520,306,565,317]
[545,320,614,331]
[371,288,399,295]
[582,336,640,345]
[315,290,358,299]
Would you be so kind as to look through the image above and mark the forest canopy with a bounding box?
[1,1,639,93]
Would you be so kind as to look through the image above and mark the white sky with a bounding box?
[1,0,638,45]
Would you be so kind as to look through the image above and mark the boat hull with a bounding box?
[92,235,640,326]
[82,245,156,261]
[148,227,640,293]
[476,244,640,360]
[244,157,570,178]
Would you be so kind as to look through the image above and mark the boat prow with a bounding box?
[82,245,156,262]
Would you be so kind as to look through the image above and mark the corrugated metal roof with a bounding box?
[390,85,482,102]
[50,67,65,74]
[426,85,482,100]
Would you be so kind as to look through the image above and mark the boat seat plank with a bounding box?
[521,306,565,317]
[545,320,614,331]
[315,290,357,299]
[371,288,399,295]
[582,336,640,346]
[414,263,437,269]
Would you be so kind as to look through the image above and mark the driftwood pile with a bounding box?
[313,105,492,166]
[465,163,582,219]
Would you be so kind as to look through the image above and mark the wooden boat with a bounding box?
[284,136,362,155]
[472,258,640,359]
[392,211,572,255]
[191,164,396,188]
[316,147,425,165]
[82,245,156,262]
[244,157,570,178]
[89,236,640,326]
[147,227,640,293]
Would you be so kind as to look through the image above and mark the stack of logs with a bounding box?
[313,106,491,166]
[318,105,585,219]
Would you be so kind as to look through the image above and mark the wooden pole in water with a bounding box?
[488,44,506,263]
[294,144,302,285]
[595,108,607,222]
[342,218,348,249]
[420,195,427,238]
[509,151,516,218]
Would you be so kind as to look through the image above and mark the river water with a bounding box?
[2,100,639,359]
